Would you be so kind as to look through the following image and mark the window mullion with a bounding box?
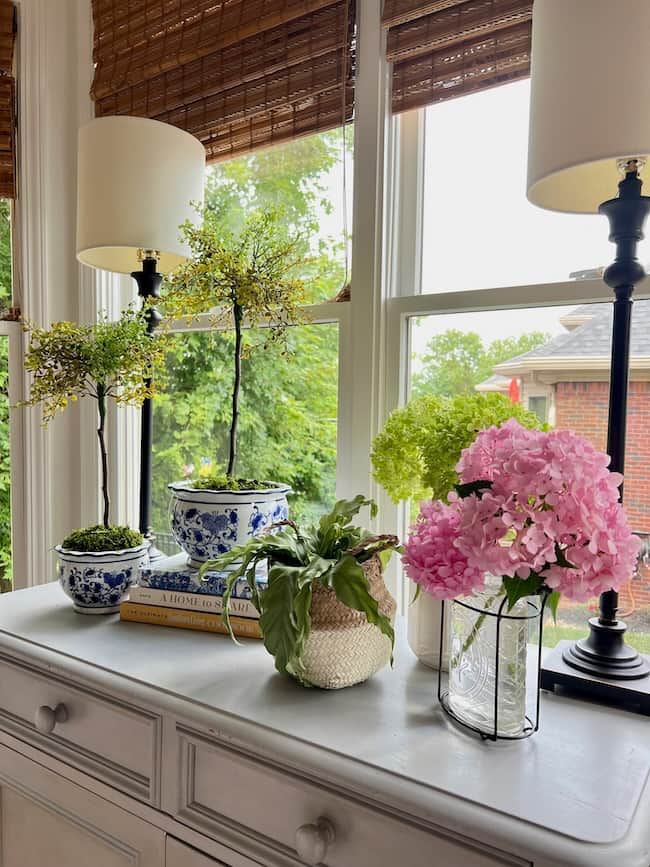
[344,0,389,509]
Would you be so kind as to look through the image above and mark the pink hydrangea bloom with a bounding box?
[402,500,484,599]
[454,420,640,601]
[404,419,641,603]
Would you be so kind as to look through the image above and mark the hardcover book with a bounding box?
[120,602,263,639]
[128,585,259,619]
[138,552,267,598]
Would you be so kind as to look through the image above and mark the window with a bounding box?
[379,63,650,653]
[527,396,548,424]
[151,130,352,548]
[152,321,339,549]
[420,81,649,294]
[403,298,650,652]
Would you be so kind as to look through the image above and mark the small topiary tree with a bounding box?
[161,207,307,486]
[372,392,545,505]
[22,307,167,531]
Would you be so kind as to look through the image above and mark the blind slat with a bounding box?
[382,0,464,29]
[392,19,531,113]
[91,0,338,100]
[0,1,13,72]
[0,75,15,199]
[91,0,355,163]
[95,3,348,120]
[387,0,532,63]
[0,1,15,199]
[151,50,348,140]
[201,86,353,162]
[383,0,532,113]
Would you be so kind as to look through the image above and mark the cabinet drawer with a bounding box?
[167,838,228,867]
[0,655,161,804]
[176,727,528,867]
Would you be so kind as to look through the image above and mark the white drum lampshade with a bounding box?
[76,116,205,274]
[526,0,650,214]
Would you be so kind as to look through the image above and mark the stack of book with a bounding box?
[119,553,264,639]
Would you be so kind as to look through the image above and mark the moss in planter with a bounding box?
[190,475,278,492]
[61,525,144,552]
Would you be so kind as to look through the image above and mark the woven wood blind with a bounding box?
[91,0,355,162]
[0,1,16,198]
[382,0,532,114]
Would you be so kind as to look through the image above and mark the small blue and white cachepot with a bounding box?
[56,543,149,614]
[168,481,290,567]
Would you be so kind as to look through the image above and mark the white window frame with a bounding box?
[380,107,650,609]
[100,1,650,607]
[12,0,650,596]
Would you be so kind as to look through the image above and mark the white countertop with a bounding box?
[0,582,649,863]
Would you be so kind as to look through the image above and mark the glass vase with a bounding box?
[438,579,546,739]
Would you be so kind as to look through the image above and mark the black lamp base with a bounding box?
[144,536,166,564]
[562,617,650,680]
[551,166,650,706]
[542,641,650,715]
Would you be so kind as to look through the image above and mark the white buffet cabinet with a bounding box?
[0,583,648,867]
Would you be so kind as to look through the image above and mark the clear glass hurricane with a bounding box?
[447,577,537,738]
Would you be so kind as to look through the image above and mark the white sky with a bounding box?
[319,79,648,366]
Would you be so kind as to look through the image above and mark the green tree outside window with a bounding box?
[151,131,350,535]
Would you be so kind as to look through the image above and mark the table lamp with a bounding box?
[527,0,650,708]
[76,116,205,559]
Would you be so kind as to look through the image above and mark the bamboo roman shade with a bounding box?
[0,0,16,199]
[383,0,533,114]
[91,0,355,163]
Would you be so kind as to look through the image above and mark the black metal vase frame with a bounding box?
[437,591,549,741]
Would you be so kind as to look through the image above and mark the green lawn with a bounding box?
[543,623,650,654]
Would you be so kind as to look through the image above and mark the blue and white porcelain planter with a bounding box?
[168,481,290,568]
[56,543,149,614]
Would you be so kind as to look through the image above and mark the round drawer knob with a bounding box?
[34,703,68,734]
[295,817,335,865]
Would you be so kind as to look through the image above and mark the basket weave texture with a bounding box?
[300,555,397,690]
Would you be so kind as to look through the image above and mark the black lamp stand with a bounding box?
[541,164,650,714]
[131,254,164,562]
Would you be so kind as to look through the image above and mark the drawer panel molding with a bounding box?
[0,655,162,805]
[176,725,528,867]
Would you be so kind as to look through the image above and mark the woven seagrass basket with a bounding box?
[299,554,396,689]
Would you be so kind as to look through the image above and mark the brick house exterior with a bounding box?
[481,302,650,607]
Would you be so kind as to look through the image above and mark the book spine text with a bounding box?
[128,587,259,619]
[119,603,263,639]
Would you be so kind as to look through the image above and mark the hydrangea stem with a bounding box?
[450,592,500,670]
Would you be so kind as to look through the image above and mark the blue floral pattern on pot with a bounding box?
[56,544,149,614]
[168,481,291,567]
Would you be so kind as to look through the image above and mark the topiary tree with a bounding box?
[161,207,308,484]
[372,392,545,505]
[22,307,167,529]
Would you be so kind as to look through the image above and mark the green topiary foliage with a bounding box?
[22,307,167,528]
[61,525,144,553]
[161,207,308,481]
[371,393,544,504]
